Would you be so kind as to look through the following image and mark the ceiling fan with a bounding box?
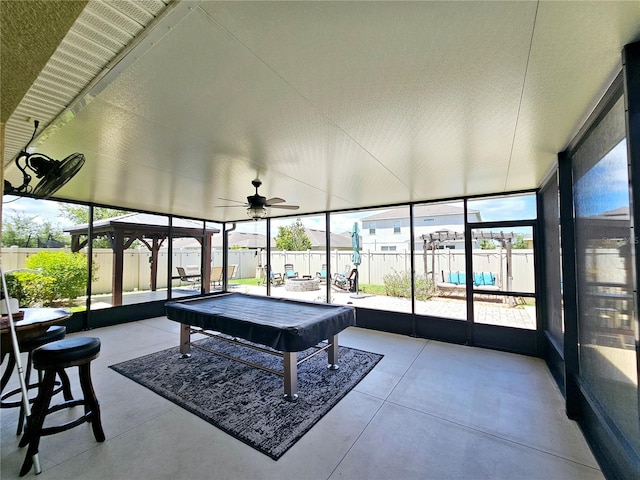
[217,178,299,220]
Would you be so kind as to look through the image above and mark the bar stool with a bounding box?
[19,337,105,477]
[0,326,73,434]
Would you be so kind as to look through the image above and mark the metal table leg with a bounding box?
[179,323,191,358]
[283,352,298,402]
[327,334,339,370]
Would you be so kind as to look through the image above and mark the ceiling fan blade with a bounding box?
[265,197,286,205]
[217,197,247,205]
[270,204,299,210]
[213,204,248,208]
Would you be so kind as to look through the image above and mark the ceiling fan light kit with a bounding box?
[247,206,267,220]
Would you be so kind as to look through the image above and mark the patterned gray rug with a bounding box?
[109,337,382,460]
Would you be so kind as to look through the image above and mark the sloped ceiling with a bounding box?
[3,1,640,223]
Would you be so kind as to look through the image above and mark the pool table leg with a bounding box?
[327,334,339,370]
[179,323,191,358]
[283,352,298,402]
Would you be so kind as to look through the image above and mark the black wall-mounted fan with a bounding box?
[217,178,299,219]
[3,121,85,198]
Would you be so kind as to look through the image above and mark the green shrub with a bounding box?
[12,272,57,307]
[3,273,24,303]
[383,270,435,301]
[23,251,93,305]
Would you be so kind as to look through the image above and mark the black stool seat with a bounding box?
[20,326,66,351]
[19,337,105,477]
[33,337,101,368]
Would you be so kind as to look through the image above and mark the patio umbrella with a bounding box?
[351,223,362,296]
[351,222,361,267]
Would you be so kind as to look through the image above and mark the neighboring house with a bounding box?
[212,231,266,249]
[360,204,481,252]
[302,228,352,251]
[211,228,352,250]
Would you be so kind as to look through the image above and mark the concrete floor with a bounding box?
[1,318,601,479]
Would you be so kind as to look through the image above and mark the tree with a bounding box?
[58,205,130,224]
[1,211,67,247]
[59,205,131,249]
[275,219,312,251]
[512,234,528,249]
[479,238,496,250]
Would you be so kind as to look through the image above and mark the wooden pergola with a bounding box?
[421,229,520,290]
[65,213,219,306]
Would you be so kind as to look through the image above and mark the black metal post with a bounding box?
[622,40,640,418]
[558,150,580,419]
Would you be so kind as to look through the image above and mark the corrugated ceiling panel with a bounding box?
[107,0,155,24]
[73,18,129,52]
[57,41,110,70]
[26,86,69,109]
[84,1,147,35]
[45,49,102,76]
[4,0,170,161]
[64,30,120,57]
[78,10,135,44]
[20,93,65,112]
[129,0,168,17]
[36,73,84,95]
[45,59,97,83]
[34,76,79,95]
[12,101,60,120]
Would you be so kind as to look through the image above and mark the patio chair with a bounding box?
[211,266,224,287]
[270,270,284,286]
[177,266,199,289]
[332,268,357,292]
[227,264,237,281]
[316,264,327,282]
[284,263,298,279]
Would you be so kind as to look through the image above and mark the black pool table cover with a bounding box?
[165,293,356,352]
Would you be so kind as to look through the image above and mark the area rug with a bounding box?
[109,337,382,460]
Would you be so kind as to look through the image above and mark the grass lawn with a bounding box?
[232,277,263,286]
[358,283,386,295]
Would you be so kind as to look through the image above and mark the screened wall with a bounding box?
[570,95,639,455]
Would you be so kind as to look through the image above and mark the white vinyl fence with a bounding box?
[2,246,536,294]
[267,248,535,292]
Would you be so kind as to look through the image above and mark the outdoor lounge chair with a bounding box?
[284,263,298,279]
[270,270,284,286]
[227,264,237,281]
[211,266,224,287]
[332,268,357,293]
[177,266,199,289]
[316,264,327,282]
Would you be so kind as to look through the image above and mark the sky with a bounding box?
[2,195,76,228]
[573,140,629,217]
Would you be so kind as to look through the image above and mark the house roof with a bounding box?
[64,213,219,237]
[303,228,352,249]
[361,204,480,221]
[211,228,352,249]
[212,231,265,249]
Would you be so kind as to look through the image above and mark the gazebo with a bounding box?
[65,213,219,306]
